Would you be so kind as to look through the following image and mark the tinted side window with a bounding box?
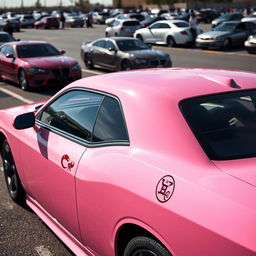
[92,96,129,142]
[150,23,161,29]
[38,90,103,142]
[159,23,171,28]
[93,40,105,48]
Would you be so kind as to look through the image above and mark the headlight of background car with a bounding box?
[28,67,49,74]
[71,63,81,71]
[135,58,148,65]
[248,35,254,41]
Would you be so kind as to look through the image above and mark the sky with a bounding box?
[0,0,113,8]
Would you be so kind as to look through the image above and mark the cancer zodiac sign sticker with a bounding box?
[156,175,175,203]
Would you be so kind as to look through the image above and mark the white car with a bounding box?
[242,12,256,24]
[134,20,202,47]
[105,19,141,37]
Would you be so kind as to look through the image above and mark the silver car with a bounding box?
[105,19,141,37]
[196,21,256,50]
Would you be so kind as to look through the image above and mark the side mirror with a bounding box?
[60,50,66,55]
[147,43,152,49]
[13,112,35,130]
[6,53,14,58]
[16,38,20,41]
[109,47,117,52]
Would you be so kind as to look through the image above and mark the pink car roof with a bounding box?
[68,68,256,103]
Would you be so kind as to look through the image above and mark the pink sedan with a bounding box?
[0,68,256,256]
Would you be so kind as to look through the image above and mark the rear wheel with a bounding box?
[124,236,172,256]
[19,69,30,91]
[136,34,144,42]
[166,36,176,47]
[1,140,26,205]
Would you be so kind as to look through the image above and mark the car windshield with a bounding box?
[0,34,14,42]
[116,39,149,51]
[212,22,237,31]
[17,43,61,58]
[219,13,232,19]
[181,90,256,160]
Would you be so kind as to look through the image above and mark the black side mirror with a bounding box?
[6,53,14,58]
[13,112,35,130]
[60,50,66,55]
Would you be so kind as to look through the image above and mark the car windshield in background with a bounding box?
[117,39,149,51]
[0,34,13,42]
[173,21,189,27]
[213,22,237,31]
[181,90,256,160]
[17,44,61,58]
[123,21,140,26]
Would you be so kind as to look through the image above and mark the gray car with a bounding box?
[196,21,256,50]
[80,37,172,71]
[0,32,16,46]
[211,12,243,28]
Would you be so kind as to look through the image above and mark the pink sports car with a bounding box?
[0,68,256,256]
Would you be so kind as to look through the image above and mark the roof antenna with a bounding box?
[230,79,241,89]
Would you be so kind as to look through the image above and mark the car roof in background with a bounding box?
[2,40,48,46]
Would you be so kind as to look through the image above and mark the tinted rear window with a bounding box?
[180,90,256,160]
[123,21,140,26]
[173,21,189,27]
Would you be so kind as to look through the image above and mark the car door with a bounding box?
[152,23,172,43]
[147,23,162,43]
[102,40,119,69]
[231,23,249,46]
[0,45,16,80]
[18,89,104,242]
[90,39,106,66]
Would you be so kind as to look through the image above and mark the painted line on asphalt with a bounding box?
[0,88,34,104]
[82,69,105,75]
[35,246,53,256]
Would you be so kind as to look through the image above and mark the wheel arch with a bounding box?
[114,221,174,256]
[0,131,7,153]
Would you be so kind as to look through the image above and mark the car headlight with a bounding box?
[135,58,148,64]
[248,35,254,40]
[28,67,49,74]
[71,63,81,71]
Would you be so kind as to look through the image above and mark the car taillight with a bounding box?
[180,31,188,35]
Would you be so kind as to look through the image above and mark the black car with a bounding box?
[0,32,17,46]
[81,37,172,71]
[197,9,220,23]
[140,16,167,28]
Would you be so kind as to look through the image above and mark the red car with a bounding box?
[34,16,60,29]
[0,41,81,90]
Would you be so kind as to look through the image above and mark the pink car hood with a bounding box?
[213,158,256,187]
[22,56,76,68]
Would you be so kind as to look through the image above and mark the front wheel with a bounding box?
[121,59,132,71]
[124,236,172,256]
[84,55,94,69]
[1,140,26,205]
[19,69,30,91]
[223,38,231,50]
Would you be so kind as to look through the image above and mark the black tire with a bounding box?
[84,54,94,69]
[166,36,176,47]
[223,38,231,50]
[124,236,172,256]
[136,34,143,42]
[121,59,132,71]
[19,69,30,91]
[1,140,26,205]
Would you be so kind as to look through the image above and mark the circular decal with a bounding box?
[155,175,175,203]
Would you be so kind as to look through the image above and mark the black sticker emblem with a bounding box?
[156,175,175,203]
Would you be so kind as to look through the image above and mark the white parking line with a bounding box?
[0,88,34,104]
[35,246,53,256]
[82,68,105,75]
